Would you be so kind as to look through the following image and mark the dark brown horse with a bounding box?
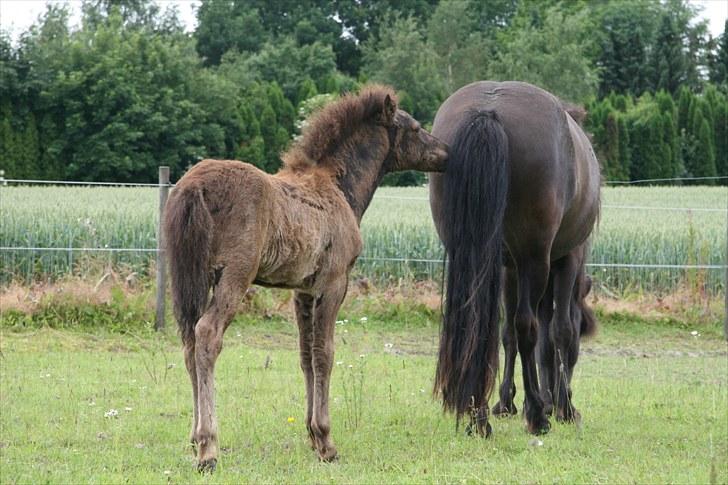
[164,86,447,471]
[429,81,600,436]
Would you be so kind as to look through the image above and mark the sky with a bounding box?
[1,0,727,42]
[0,0,201,40]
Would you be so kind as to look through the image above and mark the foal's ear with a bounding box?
[379,94,396,126]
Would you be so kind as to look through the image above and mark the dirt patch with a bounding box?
[0,271,149,314]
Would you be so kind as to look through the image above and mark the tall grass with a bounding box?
[0,185,725,293]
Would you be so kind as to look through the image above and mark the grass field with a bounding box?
[1,184,726,292]
[1,309,726,484]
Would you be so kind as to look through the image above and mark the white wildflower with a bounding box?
[104,409,119,418]
[360,317,368,322]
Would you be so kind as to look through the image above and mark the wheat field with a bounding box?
[1,184,725,292]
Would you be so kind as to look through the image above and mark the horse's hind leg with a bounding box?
[514,255,551,435]
[493,266,518,417]
[294,292,316,449]
[537,275,555,416]
[309,277,348,462]
[183,340,199,453]
[550,254,580,423]
[194,268,250,472]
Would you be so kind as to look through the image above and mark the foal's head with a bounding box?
[283,85,448,176]
[377,95,449,173]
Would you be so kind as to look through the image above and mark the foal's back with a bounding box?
[173,159,360,292]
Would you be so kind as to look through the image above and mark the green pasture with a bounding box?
[0,185,726,292]
[1,311,726,484]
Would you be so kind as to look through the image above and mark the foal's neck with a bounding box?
[329,129,391,223]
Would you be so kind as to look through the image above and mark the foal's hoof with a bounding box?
[197,458,217,474]
[527,416,551,435]
[492,401,517,417]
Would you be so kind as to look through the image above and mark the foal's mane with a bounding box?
[282,85,397,171]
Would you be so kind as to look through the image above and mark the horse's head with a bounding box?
[377,95,448,173]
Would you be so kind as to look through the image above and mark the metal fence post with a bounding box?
[724,193,727,341]
[155,166,170,331]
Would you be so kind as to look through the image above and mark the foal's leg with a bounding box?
[194,272,248,472]
[514,255,551,435]
[309,278,347,461]
[294,292,316,448]
[550,254,580,423]
[537,276,555,416]
[493,267,519,417]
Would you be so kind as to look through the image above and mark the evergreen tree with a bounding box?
[693,117,717,183]
[296,78,318,106]
[596,1,657,96]
[709,20,728,85]
[650,13,688,94]
[616,115,631,180]
[0,103,17,177]
[712,97,728,179]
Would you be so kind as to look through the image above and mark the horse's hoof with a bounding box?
[465,420,492,438]
[484,421,493,438]
[197,458,217,473]
[318,446,338,463]
[492,401,517,417]
[556,406,581,424]
[543,402,554,417]
[527,417,551,435]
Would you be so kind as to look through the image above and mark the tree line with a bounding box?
[1,0,726,185]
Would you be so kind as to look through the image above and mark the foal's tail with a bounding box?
[163,186,212,344]
[434,110,509,422]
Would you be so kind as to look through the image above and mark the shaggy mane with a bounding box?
[282,85,397,170]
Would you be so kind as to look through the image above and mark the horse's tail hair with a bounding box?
[434,110,509,422]
[163,185,212,344]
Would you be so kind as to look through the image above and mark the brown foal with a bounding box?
[163,86,448,471]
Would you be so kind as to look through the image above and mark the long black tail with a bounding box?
[434,110,509,421]
[163,186,212,344]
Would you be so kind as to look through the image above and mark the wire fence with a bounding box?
[1,175,726,296]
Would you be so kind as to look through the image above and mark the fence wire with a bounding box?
[1,176,726,293]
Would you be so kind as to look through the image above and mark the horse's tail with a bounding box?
[434,110,509,422]
[163,185,212,344]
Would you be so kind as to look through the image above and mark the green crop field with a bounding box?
[0,312,726,484]
[0,184,725,292]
